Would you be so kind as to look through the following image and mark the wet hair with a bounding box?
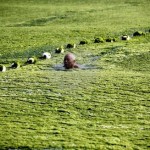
[64,53,76,61]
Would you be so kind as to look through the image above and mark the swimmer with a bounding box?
[63,53,79,69]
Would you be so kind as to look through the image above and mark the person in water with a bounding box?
[63,53,79,69]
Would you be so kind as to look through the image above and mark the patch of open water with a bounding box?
[53,64,101,71]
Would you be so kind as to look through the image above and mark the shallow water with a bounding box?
[53,64,99,71]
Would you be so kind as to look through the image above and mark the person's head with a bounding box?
[63,53,76,69]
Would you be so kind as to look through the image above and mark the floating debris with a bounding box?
[11,61,20,69]
[26,57,37,64]
[106,38,116,42]
[55,46,64,53]
[121,35,130,40]
[0,65,6,72]
[79,40,88,45]
[66,43,76,48]
[42,52,51,59]
[94,37,104,43]
[133,31,145,36]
